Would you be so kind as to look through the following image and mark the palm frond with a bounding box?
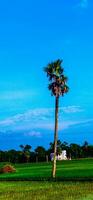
[44,59,69,97]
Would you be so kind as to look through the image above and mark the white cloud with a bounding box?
[24,131,41,138]
[0,90,37,100]
[0,117,93,134]
[0,119,15,126]
[0,106,83,128]
[0,105,87,135]
[60,106,84,113]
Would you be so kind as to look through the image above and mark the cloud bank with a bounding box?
[0,105,87,134]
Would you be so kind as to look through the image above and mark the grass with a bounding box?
[0,181,93,200]
[1,159,93,199]
[0,158,93,180]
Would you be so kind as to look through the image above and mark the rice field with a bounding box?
[0,159,93,180]
[0,181,93,200]
[0,159,93,199]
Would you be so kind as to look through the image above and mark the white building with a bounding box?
[50,150,67,161]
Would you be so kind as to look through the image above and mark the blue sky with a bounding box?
[0,0,93,150]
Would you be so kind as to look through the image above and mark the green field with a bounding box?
[0,181,93,200]
[1,159,93,200]
[0,158,93,180]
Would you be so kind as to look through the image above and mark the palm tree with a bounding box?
[20,144,32,163]
[44,59,69,178]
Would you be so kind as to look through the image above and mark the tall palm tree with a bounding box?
[44,59,69,178]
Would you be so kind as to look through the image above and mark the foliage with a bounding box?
[20,144,32,163]
[44,59,69,96]
[48,140,62,155]
[0,141,93,163]
[0,181,93,200]
[35,146,46,161]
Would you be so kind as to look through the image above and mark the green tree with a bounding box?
[44,59,69,178]
[20,144,32,163]
[35,146,46,161]
[70,143,82,159]
[48,140,62,155]
[82,141,89,158]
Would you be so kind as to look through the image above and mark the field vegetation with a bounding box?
[0,159,93,180]
[0,181,93,200]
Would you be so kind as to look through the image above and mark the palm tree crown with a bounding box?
[44,59,69,97]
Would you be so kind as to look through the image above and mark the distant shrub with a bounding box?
[0,164,16,173]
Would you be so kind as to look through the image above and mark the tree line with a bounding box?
[0,141,93,163]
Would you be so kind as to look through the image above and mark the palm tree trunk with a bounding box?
[52,96,59,178]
